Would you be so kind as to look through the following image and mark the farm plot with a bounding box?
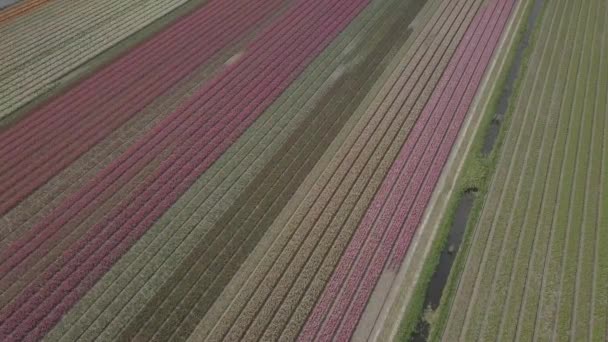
[0,0,374,339]
[189,0,517,340]
[299,0,517,340]
[42,0,424,339]
[0,0,530,340]
[0,0,210,119]
[0,0,290,220]
[441,0,608,340]
[0,0,290,324]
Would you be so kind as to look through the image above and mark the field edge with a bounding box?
[368,0,535,340]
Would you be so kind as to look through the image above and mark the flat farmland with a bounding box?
[440,0,608,340]
[0,0,223,120]
[0,0,521,340]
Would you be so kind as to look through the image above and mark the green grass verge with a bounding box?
[393,0,548,340]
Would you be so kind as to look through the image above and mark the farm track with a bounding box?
[0,0,210,119]
[441,0,608,340]
[300,0,516,340]
[0,0,373,339]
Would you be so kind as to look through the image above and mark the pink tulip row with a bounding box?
[0,0,371,340]
[0,0,284,215]
[299,0,517,340]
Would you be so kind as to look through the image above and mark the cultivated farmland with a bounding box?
[439,0,608,340]
[0,0,522,341]
[0,0,223,120]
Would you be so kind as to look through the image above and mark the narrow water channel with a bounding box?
[411,0,545,339]
[411,189,476,342]
[482,0,545,155]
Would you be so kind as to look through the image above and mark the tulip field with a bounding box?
[439,0,608,340]
[0,0,520,340]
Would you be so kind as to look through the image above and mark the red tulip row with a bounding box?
[0,0,370,340]
[0,0,283,215]
[300,0,516,340]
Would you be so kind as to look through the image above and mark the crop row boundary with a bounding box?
[366,0,535,340]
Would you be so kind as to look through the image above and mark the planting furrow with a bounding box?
[233,2,478,340]
[571,7,604,337]
[521,1,599,340]
[268,2,482,341]
[0,0,314,286]
[299,3,492,339]
[112,2,416,341]
[0,11,285,310]
[0,1,216,164]
[0,0,371,339]
[530,4,586,340]
[0,0,283,216]
[0,0,288,244]
[531,2,585,339]
[301,0,515,340]
[0,0,275,221]
[45,3,394,339]
[0,0,150,50]
[0,0,314,280]
[201,0,483,340]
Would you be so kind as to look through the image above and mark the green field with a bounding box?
[439,0,608,340]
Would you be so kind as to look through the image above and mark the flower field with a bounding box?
[0,0,519,340]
